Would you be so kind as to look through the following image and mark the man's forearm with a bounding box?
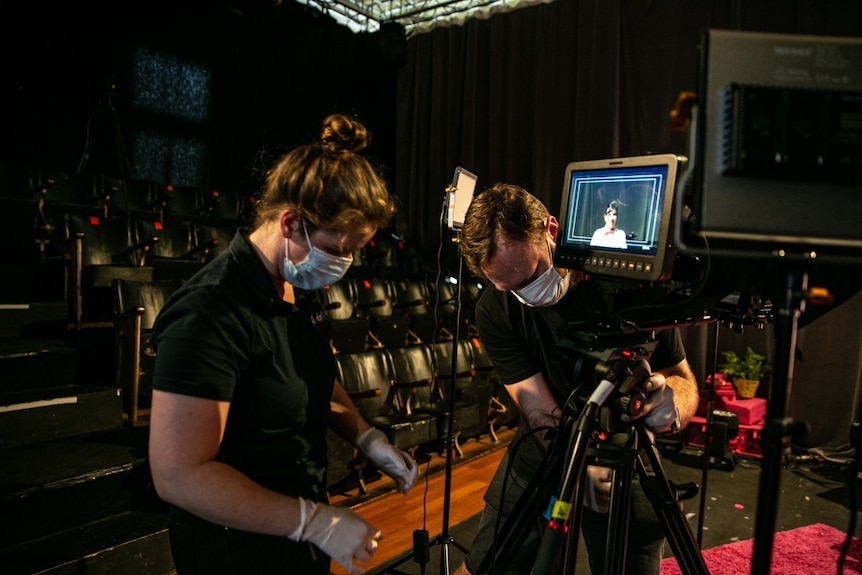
[665,364,699,427]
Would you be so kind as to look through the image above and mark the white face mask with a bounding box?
[512,240,571,307]
[282,222,353,290]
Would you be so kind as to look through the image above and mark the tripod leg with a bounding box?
[570,432,639,575]
[637,428,709,575]
[474,447,561,574]
[604,447,637,575]
[531,402,603,575]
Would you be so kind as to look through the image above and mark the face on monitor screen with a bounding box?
[555,154,682,281]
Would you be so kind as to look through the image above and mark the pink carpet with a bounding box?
[661,523,862,574]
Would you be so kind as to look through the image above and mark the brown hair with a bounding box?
[460,182,549,278]
[253,114,395,232]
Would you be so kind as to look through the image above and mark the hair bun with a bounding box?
[321,113,369,155]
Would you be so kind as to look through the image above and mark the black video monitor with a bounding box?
[555,154,684,282]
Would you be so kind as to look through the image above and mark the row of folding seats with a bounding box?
[342,233,426,282]
[329,337,519,496]
[310,269,516,494]
[65,211,237,328]
[316,277,487,354]
[23,171,252,227]
[2,170,515,498]
[0,172,246,320]
[106,276,517,490]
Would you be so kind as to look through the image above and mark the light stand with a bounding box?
[380,175,474,575]
[76,82,133,181]
[430,169,478,574]
[696,298,772,545]
[695,322,720,548]
[750,269,807,575]
[433,232,470,574]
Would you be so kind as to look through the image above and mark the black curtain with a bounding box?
[394,0,862,256]
[393,0,862,451]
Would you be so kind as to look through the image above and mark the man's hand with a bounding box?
[622,373,680,435]
[583,464,613,513]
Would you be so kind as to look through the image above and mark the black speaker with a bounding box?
[378,21,406,65]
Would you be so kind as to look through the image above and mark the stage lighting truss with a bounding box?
[294,0,556,35]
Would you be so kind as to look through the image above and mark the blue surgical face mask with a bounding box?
[282,222,353,290]
[512,240,571,307]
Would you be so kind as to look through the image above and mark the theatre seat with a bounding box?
[63,212,154,329]
[431,340,493,447]
[200,188,243,226]
[318,280,371,354]
[388,343,475,454]
[336,349,437,461]
[112,278,184,426]
[132,216,206,281]
[195,223,239,264]
[353,278,412,349]
[391,279,438,344]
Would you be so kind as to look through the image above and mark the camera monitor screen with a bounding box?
[554,154,684,282]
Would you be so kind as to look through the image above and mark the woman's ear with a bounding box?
[280,209,302,238]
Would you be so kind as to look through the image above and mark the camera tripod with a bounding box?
[473,343,709,575]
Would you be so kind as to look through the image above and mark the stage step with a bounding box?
[0,384,122,449]
[0,337,78,392]
[0,301,68,338]
[0,510,173,575]
[0,426,158,549]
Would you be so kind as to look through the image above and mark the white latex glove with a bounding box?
[621,373,680,435]
[356,427,419,493]
[583,464,612,513]
[288,497,381,575]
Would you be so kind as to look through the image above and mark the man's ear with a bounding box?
[280,209,302,238]
[546,216,559,242]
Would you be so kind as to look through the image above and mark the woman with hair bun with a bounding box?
[148,114,416,575]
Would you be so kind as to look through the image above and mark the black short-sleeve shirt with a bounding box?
[152,229,336,502]
[475,278,686,476]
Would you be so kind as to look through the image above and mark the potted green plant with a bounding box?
[719,346,771,398]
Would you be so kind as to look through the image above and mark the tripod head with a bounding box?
[556,327,659,416]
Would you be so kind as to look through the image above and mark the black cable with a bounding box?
[488,385,584,573]
[611,233,714,334]
[488,423,556,573]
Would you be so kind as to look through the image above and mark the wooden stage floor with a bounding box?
[329,428,513,575]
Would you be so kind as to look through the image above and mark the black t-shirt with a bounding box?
[475,278,686,477]
[152,229,336,502]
